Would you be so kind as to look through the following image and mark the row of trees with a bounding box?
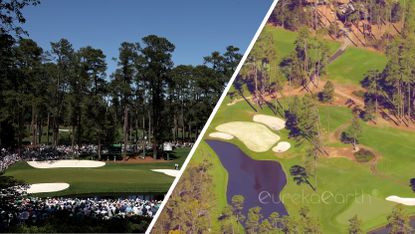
[281,28,330,89]
[362,1,415,124]
[221,198,320,234]
[342,0,403,25]
[235,27,283,106]
[0,1,241,158]
[271,0,404,29]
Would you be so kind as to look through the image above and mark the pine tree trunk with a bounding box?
[173,114,177,142]
[31,105,36,146]
[77,114,81,146]
[142,114,145,140]
[18,112,22,154]
[408,84,411,117]
[148,110,151,141]
[38,120,42,145]
[181,103,185,141]
[123,105,129,157]
[71,125,75,153]
[98,138,102,160]
[46,113,50,145]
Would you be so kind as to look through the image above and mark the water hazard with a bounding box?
[206,140,288,222]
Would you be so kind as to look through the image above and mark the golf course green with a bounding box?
[4,148,190,197]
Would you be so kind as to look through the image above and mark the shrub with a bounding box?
[360,111,374,122]
[318,81,334,102]
[354,149,375,162]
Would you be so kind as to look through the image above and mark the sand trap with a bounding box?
[272,142,291,153]
[209,132,234,140]
[253,114,286,131]
[151,169,180,177]
[386,196,415,206]
[216,121,280,152]
[27,160,105,169]
[27,183,70,194]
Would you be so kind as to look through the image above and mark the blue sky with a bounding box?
[22,0,273,74]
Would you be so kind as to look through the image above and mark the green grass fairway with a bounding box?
[4,148,190,197]
[194,96,415,233]
[327,47,387,85]
[264,26,341,61]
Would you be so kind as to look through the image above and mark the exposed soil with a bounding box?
[113,156,169,164]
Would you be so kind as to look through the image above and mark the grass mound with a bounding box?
[354,148,375,162]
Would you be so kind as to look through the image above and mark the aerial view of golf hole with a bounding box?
[152,0,415,232]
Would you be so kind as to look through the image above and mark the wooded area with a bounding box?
[0,0,242,159]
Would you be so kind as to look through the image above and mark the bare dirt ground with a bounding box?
[114,156,168,164]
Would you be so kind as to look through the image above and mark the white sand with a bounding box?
[151,169,180,177]
[386,196,415,206]
[27,160,105,169]
[27,183,70,194]
[208,132,234,140]
[272,142,291,153]
[253,114,286,131]
[216,121,280,152]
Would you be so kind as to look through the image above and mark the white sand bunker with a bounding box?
[253,114,286,131]
[272,141,291,153]
[216,121,280,152]
[151,169,180,177]
[386,196,415,206]
[28,160,105,169]
[27,183,70,194]
[209,132,234,140]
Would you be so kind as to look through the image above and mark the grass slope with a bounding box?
[327,47,387,85]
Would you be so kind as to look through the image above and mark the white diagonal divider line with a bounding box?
[145,0,279,232]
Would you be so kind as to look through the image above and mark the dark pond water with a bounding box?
[206,140,288,223]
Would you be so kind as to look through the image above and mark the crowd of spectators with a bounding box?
[1,196,160,227]
[0,149,20,173]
